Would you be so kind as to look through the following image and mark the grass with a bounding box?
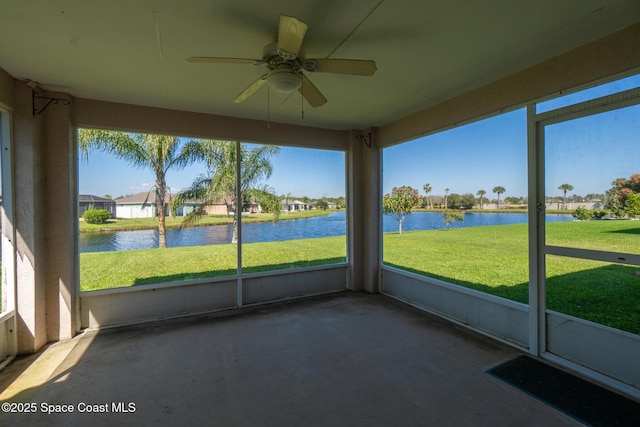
[383,220,640,334]
[79,235,346,290]
[79,209,335,233]
[79,219,640,334]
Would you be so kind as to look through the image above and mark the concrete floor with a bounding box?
[0,292,582,426]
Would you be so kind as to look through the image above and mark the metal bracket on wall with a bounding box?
[32,91,70,116]
[355,132,372,148]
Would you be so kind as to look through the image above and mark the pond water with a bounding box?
[79,211,572,253]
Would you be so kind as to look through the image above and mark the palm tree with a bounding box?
[172,141,281,243]
[558,183,574,210]
[444,188,449,209]
[79,129,205,248]
[476,189,486,210]
[423,183,432,209]
[284,192,292,212]
[492,186,506,209]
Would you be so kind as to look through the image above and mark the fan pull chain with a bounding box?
[301,81,305,120]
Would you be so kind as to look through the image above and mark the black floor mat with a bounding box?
[487,355,640,426]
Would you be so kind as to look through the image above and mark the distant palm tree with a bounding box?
[172,141,280,243]
[477,189,486,210]
[558,183,574,210]
[285,192,292,212]
[444,188,450,209]
[79,129,206,248]
[492,186,506,209]
[423,183,433,209]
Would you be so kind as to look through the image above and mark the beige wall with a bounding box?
[0,79,78,353]
[43,91,76,343]
[10,81,49,352]
[0,21,638,353]
[73,98,349,151]
[0,68,14,111]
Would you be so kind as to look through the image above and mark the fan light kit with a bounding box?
[267,68,302,93]
[187,15,377,108]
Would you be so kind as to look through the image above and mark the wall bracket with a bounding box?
[32,91,69,116]
[356,132,372,148]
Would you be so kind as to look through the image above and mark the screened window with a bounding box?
[382,109,530,303]
[241,144,347,273]
[541,81,640,335]
[78,130,347,291]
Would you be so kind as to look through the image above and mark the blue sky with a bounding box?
[80,73,639,201]
[383,73,640,199]
[383,108,528,198]
[79,144,346,200]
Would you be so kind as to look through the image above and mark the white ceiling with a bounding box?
[1,0,639,130]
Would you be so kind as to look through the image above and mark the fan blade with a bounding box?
[299,76,327,107]
[233,74,268,103]
[187,57,264,65]
[277,15,308,58]
[305,58,377,76]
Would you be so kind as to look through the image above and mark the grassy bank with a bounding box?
[80,219,639,334]
[79,209,335,232]
[384,220,640,333]
[80,235,347,290]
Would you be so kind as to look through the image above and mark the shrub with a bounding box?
[625,193,640,218]
[83,209,111,224]
[315,199,329,210]
[572,207,591,221]
[592,210,607,220]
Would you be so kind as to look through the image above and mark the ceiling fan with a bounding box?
[187,15,377,107]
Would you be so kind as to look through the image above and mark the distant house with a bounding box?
[178,201,227,216]
[115,191,261,218]
[203,201,261,215]
[242,201,262,214]
[115,191,170,218]
[282,200,308,212]
[79,194,116,217]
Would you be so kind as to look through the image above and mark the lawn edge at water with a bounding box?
[79,209,337,233]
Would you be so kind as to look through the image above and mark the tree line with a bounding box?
[419,183,508,210]
[384,175,640,233]
[416,182,610,210]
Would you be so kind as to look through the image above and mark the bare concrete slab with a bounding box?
[0,292,581,426]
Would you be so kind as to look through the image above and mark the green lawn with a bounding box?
[384,220,640,334]
[80,235,346,290]
[79,219,640,334]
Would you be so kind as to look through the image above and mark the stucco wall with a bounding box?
[12,81,49,352]
[73,98,349,151]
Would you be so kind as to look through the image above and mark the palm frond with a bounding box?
[78,129,148,167]
[179,206,207,228]
[245,185,281,223]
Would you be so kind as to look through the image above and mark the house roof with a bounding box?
[115,191,228,206]
[78,194,116,204]
[116,191,170,205]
